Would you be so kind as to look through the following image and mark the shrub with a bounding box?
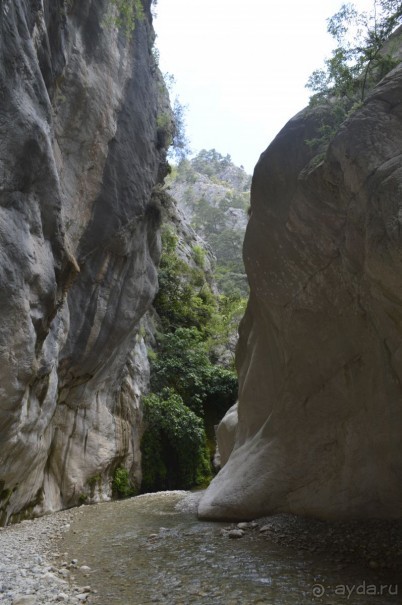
[106,0,144,35]
[112,467,137,499]
[192,245,206,269]
[153,229,217,333]
[141,390,211,492]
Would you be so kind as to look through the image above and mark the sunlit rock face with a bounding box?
[0,0,168,523]
[199,63,402,521]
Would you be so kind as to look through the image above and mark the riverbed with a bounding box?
[58,491,401,605]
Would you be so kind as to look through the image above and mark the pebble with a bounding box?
[259,525,271,533]
[228,529,245,539]
[59,569,70,578]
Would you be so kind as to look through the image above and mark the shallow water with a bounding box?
[61,492,400,604]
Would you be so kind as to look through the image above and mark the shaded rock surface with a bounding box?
[199,62,402,520]
[213,402,238,469]
[0,0,169,523]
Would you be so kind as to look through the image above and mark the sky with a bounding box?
[154,0,373,174]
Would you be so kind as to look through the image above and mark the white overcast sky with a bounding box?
[154,0,373,173]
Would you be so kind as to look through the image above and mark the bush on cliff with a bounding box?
[153,228,217,334]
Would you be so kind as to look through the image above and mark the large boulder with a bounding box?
[199,63,402,520]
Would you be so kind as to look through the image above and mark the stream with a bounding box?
[60,491,401,605]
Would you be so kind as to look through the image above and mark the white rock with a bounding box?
[79,565,91,572]
[259,525,272,533]
[12,597,37,605]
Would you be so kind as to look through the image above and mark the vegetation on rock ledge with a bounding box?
[167,149,251,298]
[306,0,402,150]
[106,0,145,35]
[140,176,246,492]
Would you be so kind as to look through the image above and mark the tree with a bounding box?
[141,389,211,492]
[169,98,191,162]
[150,328,238,416]
[305,1,402,152]
[307,1,402,103]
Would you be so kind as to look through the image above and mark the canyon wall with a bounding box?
[0,0,169,523]
[199,63,402,520]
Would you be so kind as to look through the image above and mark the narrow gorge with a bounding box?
[0,0,402,560]
[1,1,402,603]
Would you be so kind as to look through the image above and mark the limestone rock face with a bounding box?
[199,64,402,521]
[0,0,169,523]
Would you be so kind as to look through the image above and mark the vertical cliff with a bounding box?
[199,63,402,521]
[0,0,170,523]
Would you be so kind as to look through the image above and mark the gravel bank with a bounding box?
[0,508,93,605]
[222,514,402,575]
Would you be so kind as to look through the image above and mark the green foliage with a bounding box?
[192,149,233,177]
[156,113,171,130]
[87,474,101,487]
[112,467,137,499]
[304,101,356,152]
[106,0,145,35]
[175,159,198,183]
[168,151,251,298]
[160,73,191,162]
[142,222,240,491]
[141,390,211,492]
[191,197,226,234]
[169,98,191,162]
[153,228,217,333]
[207,294,247,355]
[142,150,251,492]
[305,1,402,152]
[192,245,206,269]
[209,229,248,298]
[307,1,402,104]
[150,327,238,416]
[156,112,173,148]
